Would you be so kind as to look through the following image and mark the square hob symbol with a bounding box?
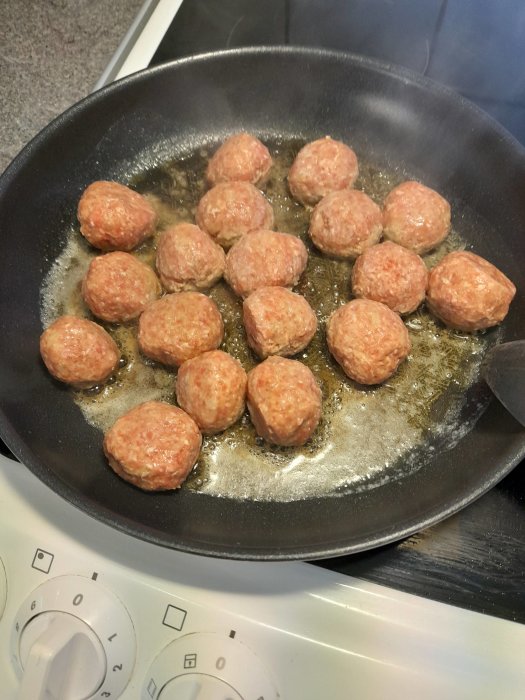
[162,604,187,631]
[32,549,54,574]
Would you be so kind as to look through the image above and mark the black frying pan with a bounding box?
[0,47,524,560]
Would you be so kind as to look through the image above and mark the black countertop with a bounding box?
[150,0,525,624]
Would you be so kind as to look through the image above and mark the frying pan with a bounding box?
[0,47,524,561]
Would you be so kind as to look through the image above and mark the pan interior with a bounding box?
[41,138,498,503]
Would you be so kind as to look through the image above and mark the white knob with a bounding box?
[144,632,279,700]
[12,575,136,699]
[18,611,106,700]
[159,674,242,699]
[0,558,6,620]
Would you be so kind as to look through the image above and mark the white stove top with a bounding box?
[1,454,524,698]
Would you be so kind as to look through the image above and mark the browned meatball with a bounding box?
[288,136,359,206]
[176,350,247,434]
[103,401,202,491]
[195,181,274,249]
[243,287,317,358]
[426,251,516,331]
[327,299,411,385]
[155,223,226,292]
[247,356,322,446]
[77,181,157,251]
[309,189,383,258]
[206,133,273,187]
[82,251,161,322]
[225,229,308,298]
[40,315,120,388]
[382,181,451,254]
[351,241,429,314]
[138,292,224,367]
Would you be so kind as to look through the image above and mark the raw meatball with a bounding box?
[138,291,224,367]
[156,223,226,292]
[247,356,322,446]
[206,132,273,187]
[225,229,308,298]
[288,136,359,206]
[327,299,411,385]
[103,401,201,491]
[382,181,451,254]
[82,251,161,322]
[176,350,247,434]
[77,181,157,251]
[243,287,317,358]
[40,315,120,388]
[309,189,382,258]
[426,251,516,331]
[196,181,274,249]
[351,241,429,314]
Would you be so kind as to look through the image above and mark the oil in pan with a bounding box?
[40,140,496,502]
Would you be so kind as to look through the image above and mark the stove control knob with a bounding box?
[0,558,6,619]
[143,632,279,700]
[11,575,135,699]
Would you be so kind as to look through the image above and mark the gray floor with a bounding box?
[0,0,143,173]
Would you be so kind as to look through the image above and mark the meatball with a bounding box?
[138,291,224,367]
[176,350,247,434]
[243,287,317,358]
[225,229,308,298]
[77,181,157,251]
[103,401,201,491]
[206,132,273,187]
[196,181,274,249]
[426,251,516,331]
[351,241,429,314]
[382,181,451,254]
[247,356,322,446]
[155,223,226,292]
[309,189,383,258]
[82,251,161,322]
[327,299,411,385]
[288,136,359,206]
[40,315,120,388]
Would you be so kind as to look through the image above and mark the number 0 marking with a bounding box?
[73,593,83,606]
[216,656,226,670]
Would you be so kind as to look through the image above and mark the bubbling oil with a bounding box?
[40,140,494,502]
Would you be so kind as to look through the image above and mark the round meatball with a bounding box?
[138,292,224,367]
[309,189,382,258]
[196,181,274,249]
[351,241,429,314]
[426,251,516,331]
[40,315,120,388]
[225,229,308,298]
[77,181,157,251]
[103,401,202,491]
[247,356,322,446]
[82,251,161,322]
[288,136,359,206]
[382,181,451,254]
[176,350,247,434]
[243,287,317,358]
[327,299,411,385]
[206,133,273,187]
[156,223,226,292]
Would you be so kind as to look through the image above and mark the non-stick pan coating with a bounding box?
[0,47,524,560]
